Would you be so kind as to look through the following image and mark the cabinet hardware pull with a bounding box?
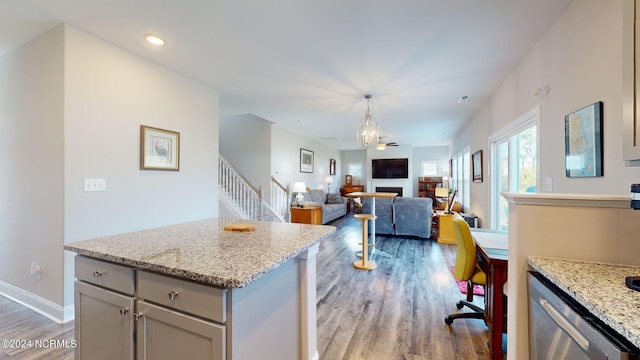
[168,291,179,300]
[119,307,129,316]
[134,312,144,321]
[93,271,104,278]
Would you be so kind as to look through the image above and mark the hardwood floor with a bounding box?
[0,215,489,359]
[317,215,489,360]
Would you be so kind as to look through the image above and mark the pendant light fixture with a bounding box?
[357,95,379,149]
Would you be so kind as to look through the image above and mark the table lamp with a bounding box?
[292,182,307,206]
[325,176,334,193]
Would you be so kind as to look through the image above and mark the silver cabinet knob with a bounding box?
[168,291,179,301]
[119,307,129,316]
[134,312,144,321]
[93,271,104,278]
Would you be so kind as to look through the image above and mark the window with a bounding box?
[450,147,470,210]
[489,107,539,230]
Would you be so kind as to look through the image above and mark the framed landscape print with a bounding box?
[565,101,603,177]
[140,125,180,171]
[300,148,314,173]
[330,159,336,175]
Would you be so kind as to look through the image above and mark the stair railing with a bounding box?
[271,176,290,222]
[218,154,263,220]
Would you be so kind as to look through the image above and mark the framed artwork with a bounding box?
[140,125,180,171]
[329,159,336,175]
[472,150,483,183]
[300,148,314,173]
[565,101,603,177]
[345,175,352,184]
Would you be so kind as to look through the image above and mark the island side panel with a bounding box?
[228,256,300,360]
[299,244,319,360]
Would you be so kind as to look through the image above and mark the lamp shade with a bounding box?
[292,182,307,193]
[435,188,449,198]
[325,176,334,184]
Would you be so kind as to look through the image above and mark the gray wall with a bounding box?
[0,25,220,321]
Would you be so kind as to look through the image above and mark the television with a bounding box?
[372,158,409,179]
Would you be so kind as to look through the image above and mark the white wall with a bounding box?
[63,25,220,309]
[0,26,66,309]
[219,114,272,200]
[367,147,413,197]
[341,149,367,188]
[451,0,640,228]
[271,126,341,193]
[0,25,220,322]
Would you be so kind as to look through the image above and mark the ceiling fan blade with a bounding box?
[386,142,399,146]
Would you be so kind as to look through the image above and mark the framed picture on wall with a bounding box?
[330,159,336,175]
[565,101,603,177]
[472,150,483,183]
[345,175,352,184]
[300,148,314,173]
[140,125,180,171]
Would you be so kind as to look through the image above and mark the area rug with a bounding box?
[450,266,484,296]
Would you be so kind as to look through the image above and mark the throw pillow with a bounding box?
[326,193,342,204]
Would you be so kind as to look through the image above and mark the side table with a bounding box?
[290,206,322,225]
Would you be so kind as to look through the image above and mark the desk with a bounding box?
[472,231,508,360]
[346,192,397,258]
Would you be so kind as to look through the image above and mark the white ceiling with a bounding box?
[0,0,572,149]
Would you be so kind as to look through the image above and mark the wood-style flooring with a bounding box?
[0,215,489,359]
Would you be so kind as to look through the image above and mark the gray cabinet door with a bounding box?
[136,301,225,360]
[74,281,134,360]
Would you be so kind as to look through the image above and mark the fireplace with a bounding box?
[376,187,403,197]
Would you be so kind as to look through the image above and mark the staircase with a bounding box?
[218,154,290,222]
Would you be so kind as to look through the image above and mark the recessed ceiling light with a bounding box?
[145,34,165,46]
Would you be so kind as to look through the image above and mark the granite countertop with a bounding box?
[64,218,336,288]
[528,256,640,349]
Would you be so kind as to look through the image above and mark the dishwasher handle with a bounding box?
[540,298,590,350]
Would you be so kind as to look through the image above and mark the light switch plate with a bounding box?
[84,178,106,192]
[544,178,553,192]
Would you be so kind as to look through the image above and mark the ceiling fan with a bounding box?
[376,137,399,150]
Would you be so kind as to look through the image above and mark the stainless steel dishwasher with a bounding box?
[528,272,640,360]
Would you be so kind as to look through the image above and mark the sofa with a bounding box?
[301,189,347,224]
[361,196,433,238]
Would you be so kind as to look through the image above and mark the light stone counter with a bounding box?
[528,256,640,349]
[64,218,336,288]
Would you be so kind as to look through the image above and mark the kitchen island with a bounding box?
[64,218,336,360]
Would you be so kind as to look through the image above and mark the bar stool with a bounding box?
[353,214,377,270]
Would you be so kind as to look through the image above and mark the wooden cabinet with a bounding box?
[136,301,225,360]
[417,177,442,199]
[74,255,304,360]
[340,184,364,195]
[75,281,135,360]
[75,256,224,360]
[291,206,322,224]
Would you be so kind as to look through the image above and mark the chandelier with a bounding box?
[357,94,379,149]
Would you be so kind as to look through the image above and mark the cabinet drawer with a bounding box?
[138,271,227,323]
[75,256,135,295]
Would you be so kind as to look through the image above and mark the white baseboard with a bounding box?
[0,280,73,324]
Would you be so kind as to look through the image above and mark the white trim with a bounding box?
[502,192,630,208]
[488,106,540,143]
[489,106,540,229]
[0,279,74,324]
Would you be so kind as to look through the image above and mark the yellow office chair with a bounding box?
[444,215,486,325]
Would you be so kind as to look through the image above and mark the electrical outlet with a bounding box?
[30,262,41,280]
